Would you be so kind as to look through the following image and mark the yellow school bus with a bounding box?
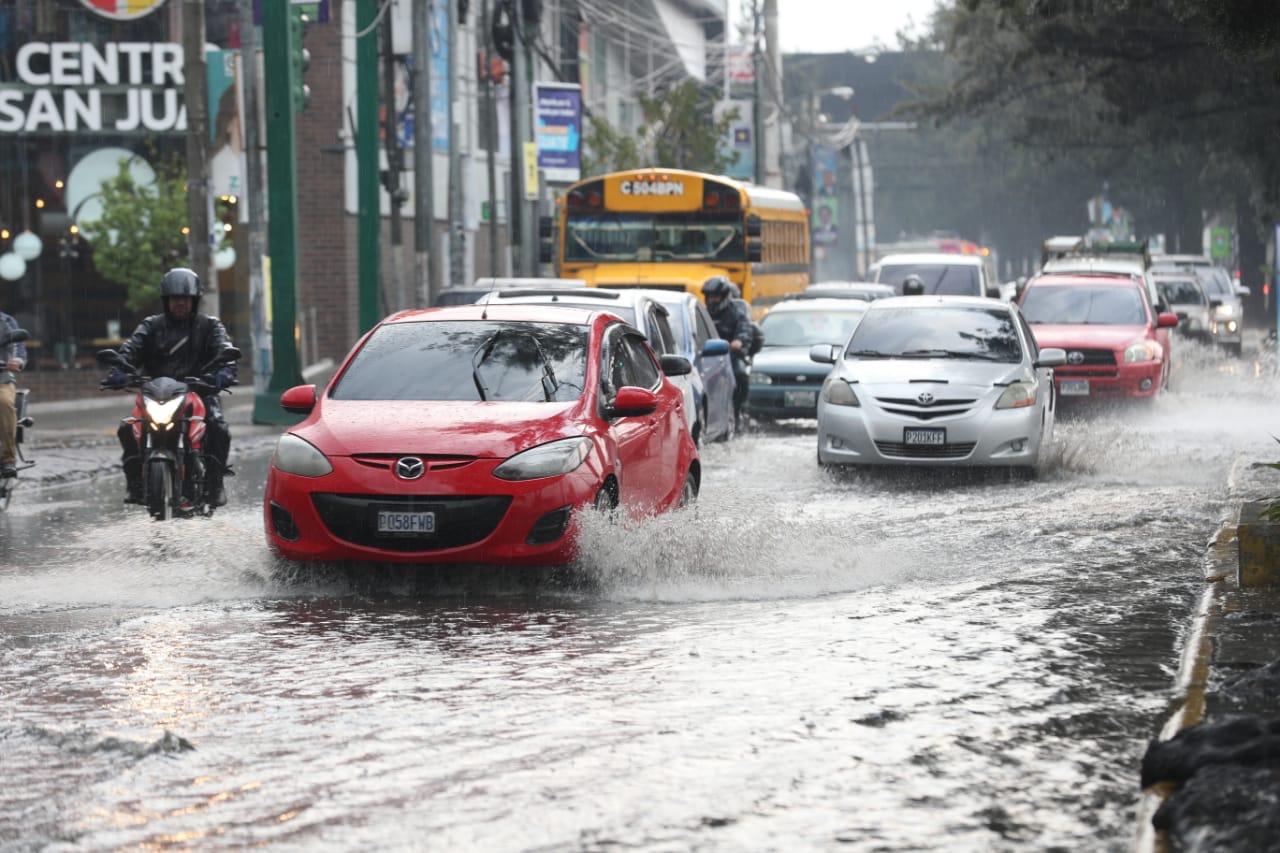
[544,168,810,316]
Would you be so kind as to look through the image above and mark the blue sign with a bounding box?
[534,83,581,183]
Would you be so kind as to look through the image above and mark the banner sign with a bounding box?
[534,82,581,183]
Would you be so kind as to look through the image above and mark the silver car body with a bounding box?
[1150,255,1248,353]
[1153,273,1212,342]
[813,296,1066,471]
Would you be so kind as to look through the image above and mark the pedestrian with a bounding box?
[0,307,27,478]
[701,275,754,428]
[102,268,239,505]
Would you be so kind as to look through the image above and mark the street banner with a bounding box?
[811,145,838,245]
[534,82,582,183]
[717,100,753,181]
[207,49,245,203]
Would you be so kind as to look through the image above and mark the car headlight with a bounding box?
[494,436,593,481]
[995,381,1037,409]
[749,372,773,385]
[821,376,860,407]
[1123,341,1158,363]
[1213,303,1237,319]
[272,433,334,477]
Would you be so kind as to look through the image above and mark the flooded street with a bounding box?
[2,343,1276,852]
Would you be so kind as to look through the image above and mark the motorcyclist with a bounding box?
[104,268,238,506]
[701,275,754,428]
[0,309,28,479]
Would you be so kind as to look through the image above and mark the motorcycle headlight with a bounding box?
[272,434,333,477]
[143,397,183,431]
[749,372,773,385]
[995,381,1037,409]
[821,376,860,407]
[494,437,593,481]
[1123,341,1158,363]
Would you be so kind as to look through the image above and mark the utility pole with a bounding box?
[382,8,405,310]
[239,0,267,395]
[412,0,438,305]
[482,0,498,276]
[447,0,464,286]
[357,0,381,332]
[182,0,216,312]
[751,0,764,185]
[512,0,537,275]
[252,0,305,425]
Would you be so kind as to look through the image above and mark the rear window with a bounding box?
[845,306,1022,362]
[332,320,589,402]
[875,263,981,296]
[1156,280,1205,306]
[760,308,865,347]
[1020,285,1148,325]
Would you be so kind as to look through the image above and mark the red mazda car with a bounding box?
[1017,273,1179,402]
[264,304,699,566]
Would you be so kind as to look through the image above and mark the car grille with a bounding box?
[311,493,513,552]
[874,441,977,459]
[351,454,477,473]
[1062,349,1116,366]
[761,373,825,385]
[874,396,978,421]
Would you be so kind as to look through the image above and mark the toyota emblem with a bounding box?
[1067,350,1085,365]
[395,457,426,480]
[916,392,935,406]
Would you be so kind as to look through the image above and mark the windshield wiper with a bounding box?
[529,335,559,402]
[898,349,950,358]
[847,348,890,358]
[471,332,500,401]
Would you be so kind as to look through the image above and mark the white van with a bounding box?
[867,252,998,298]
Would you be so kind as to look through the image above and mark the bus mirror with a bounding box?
[538,215,555,263]
[747,240,763,262]
[746,215,762,238]
[539,241,553,264]
[538,215,554,239]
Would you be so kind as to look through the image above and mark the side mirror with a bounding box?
[96,348,126,367]
[747,241,763,263]
[1156,312,1180,329]
[702,338,730,357]
[809,343,837,365]
[659,354,692,376]
[280,384,318,415]
[745,215,762,238]
[607,386,658,418]
[1237,285,1252,296]
[218,346,242,364]
[1,328,29,345]
[1036,347,1067,367]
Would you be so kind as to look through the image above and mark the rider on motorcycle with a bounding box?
[0,309,28,479]
[104,268,239,506]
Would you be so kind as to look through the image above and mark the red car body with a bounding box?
[264,304,699,566]
[1017,273,1180,402]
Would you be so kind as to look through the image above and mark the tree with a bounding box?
[83,153,190,314]
[582,79,741,175]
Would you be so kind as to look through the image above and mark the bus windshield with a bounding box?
[564,213,744,263]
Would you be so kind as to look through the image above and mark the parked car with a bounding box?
[797,281,896,301]
[1150,254,1248,356]
[810,296,1065,474]
[747,298,870,420]
[474,286,701,443]
[264,304,699,566]
[644,290,736,443]
[1153,273,1212,343]
[1017,273,1179,402]
[431,277,588,307]
[867,252,999,298]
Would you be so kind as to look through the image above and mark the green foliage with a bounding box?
[86,154,190,314]
[582,80,741,175]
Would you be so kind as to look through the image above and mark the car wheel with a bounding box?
[678,468,699,507]
[593,482,616,512]
[1229,341,1243,358]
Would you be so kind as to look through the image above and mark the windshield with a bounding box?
[331,320,589,402]
[761,308,865,347]
[1157,280,1205,306]
[1020,285,1148,325]
[875,263,981,296]
[1195,268,1233,296]
[844,306,1023,362]
[564,212,744,262]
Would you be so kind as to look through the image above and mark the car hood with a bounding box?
[1027,323,1151,349]
[292,399,586,458]
[842,358,1028,393]
[753,346,836,374]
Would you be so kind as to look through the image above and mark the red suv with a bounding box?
[1017,273,1179,402]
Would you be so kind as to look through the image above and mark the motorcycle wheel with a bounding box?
[146,459,172,521]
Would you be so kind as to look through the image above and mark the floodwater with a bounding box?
[1,340,1276,851]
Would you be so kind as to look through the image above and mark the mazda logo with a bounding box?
[395,457,425,480]
[916,392,935,406]
[1067,350,1085,365]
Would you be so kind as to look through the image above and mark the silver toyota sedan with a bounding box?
[810,296,1067,475]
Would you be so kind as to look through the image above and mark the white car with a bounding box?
[810,296,1066,475]
[867,252,999,298]
[1154,273,1212,343]
[1150,255,1249,356]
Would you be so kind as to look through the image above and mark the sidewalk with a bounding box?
[1133,456,1280,852]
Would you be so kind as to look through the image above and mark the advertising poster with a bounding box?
[811,145,838,244]
[534,82,581,183]
[717,100,753,181]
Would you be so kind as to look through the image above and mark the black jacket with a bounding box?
[118,311,237,381]
[711,298,754,353]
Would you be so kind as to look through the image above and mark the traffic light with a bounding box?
[290,7,311,112]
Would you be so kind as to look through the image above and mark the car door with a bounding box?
[639,300,697,441]
[599,325,665,510]
[693,298,735,437]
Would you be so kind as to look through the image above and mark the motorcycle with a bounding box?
[0,326,33,511]
[97,346,241,520]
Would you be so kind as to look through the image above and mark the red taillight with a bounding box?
[567,190,584,207]
[723,192,740,210]
[704,191,721,208]
[588,191,602,207]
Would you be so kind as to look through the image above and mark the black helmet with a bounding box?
[901,274,926,296]
[702,276,733,300]
[160,267,202,313]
